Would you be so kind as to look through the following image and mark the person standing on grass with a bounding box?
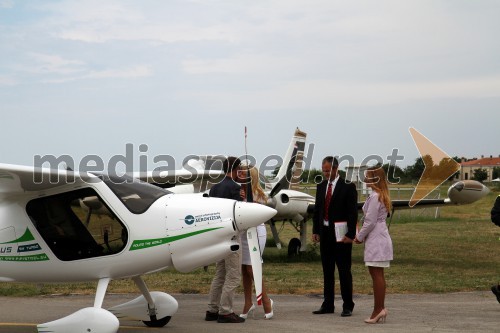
[354,166,393,324]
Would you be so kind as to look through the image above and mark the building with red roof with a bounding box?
[460,156,500,181]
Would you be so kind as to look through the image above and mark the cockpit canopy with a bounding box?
[101,174,172,214]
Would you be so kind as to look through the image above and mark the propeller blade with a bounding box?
[269,181,282,198]
[246,226,263,305]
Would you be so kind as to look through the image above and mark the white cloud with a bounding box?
[0,0,14,9]
[84,65,151,79]
[0,75,16,86]
[25,53,85,75]
[43,65,152,83]
[179,75,500,111]
[58,23,237,44]
[182,54,299,75]
[36,0,237,44]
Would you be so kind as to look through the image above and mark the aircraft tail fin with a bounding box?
[269,128,307,197]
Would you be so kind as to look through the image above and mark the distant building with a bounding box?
[345,163,369,195]
[460,155,500,182]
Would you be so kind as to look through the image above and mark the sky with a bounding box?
[1,0,499,173]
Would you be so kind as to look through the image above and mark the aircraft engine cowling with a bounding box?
[269,189,315,221]
[168,217,239,273]
[447,180,490,205]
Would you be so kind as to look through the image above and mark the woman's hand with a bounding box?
[341,236,353,244]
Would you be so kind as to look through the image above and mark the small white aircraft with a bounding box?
[0,164,276,332]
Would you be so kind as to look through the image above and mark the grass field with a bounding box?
[1,185,499,297]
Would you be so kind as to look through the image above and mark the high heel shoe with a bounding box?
[264,299,274,319]
[239,304,255,319]
[364,308,387,324]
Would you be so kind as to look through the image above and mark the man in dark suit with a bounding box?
[205,156,245,323]
[312,156,358,317]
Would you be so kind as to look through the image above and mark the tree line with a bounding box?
[275,156,500,184]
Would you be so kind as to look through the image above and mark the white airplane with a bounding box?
[0,163,276,333]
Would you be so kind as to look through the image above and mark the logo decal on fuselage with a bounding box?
[18,243,42,253]
[183,212,222,226]
[184,215,195,225]
[0,228,49,262]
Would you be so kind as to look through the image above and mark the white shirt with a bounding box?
[325,174,340,198]
[323,174,340,226]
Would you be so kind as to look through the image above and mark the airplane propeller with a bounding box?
[269,136,302,198]
[246,227,263,304]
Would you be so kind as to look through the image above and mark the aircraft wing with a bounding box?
[131,155,225,189]
[0,163,93,198]
[307,180,490,214]
[131,169,224,188]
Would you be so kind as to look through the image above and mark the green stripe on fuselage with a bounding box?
[129,227,223,251]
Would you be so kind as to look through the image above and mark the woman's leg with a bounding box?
[242,264,272,314]
[241,264,254,313]
[261,279,272,314]
[368,266,386,318]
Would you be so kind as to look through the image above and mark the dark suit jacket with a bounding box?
[313,178,358,239]
[209,176,241,201]
[492,195,500,227]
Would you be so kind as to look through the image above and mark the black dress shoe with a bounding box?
[312,307,334,314]
[205,311,218,321]
[217,313,245,323]
[341,309,353,317]
[492,285,500,303]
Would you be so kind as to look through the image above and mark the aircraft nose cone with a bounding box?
[448,180,490,204]
[234,202,277,231]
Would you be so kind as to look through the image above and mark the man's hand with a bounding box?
[312,234,320,243]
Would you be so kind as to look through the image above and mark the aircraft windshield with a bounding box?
[27,187,128,261]
[102,175,171,214]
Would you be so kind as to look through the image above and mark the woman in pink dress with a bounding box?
[354,167,393,324]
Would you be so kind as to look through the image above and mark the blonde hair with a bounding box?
[366,167,392,212]
[242,164,267,203]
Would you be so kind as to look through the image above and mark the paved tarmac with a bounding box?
[0,292,498,332]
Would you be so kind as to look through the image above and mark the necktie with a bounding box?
[324,182,332,221]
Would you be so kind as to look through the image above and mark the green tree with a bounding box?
[382,163,405,184]
[404,157,426,181]
[493,167,500,180]
[472,168,488,183]
[300,169,323,184]
[447,156,461,181]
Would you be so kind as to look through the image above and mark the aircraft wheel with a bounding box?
[288,238,301,257]
[143,316,171,327]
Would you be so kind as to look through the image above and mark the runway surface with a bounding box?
[0,291,498,332]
